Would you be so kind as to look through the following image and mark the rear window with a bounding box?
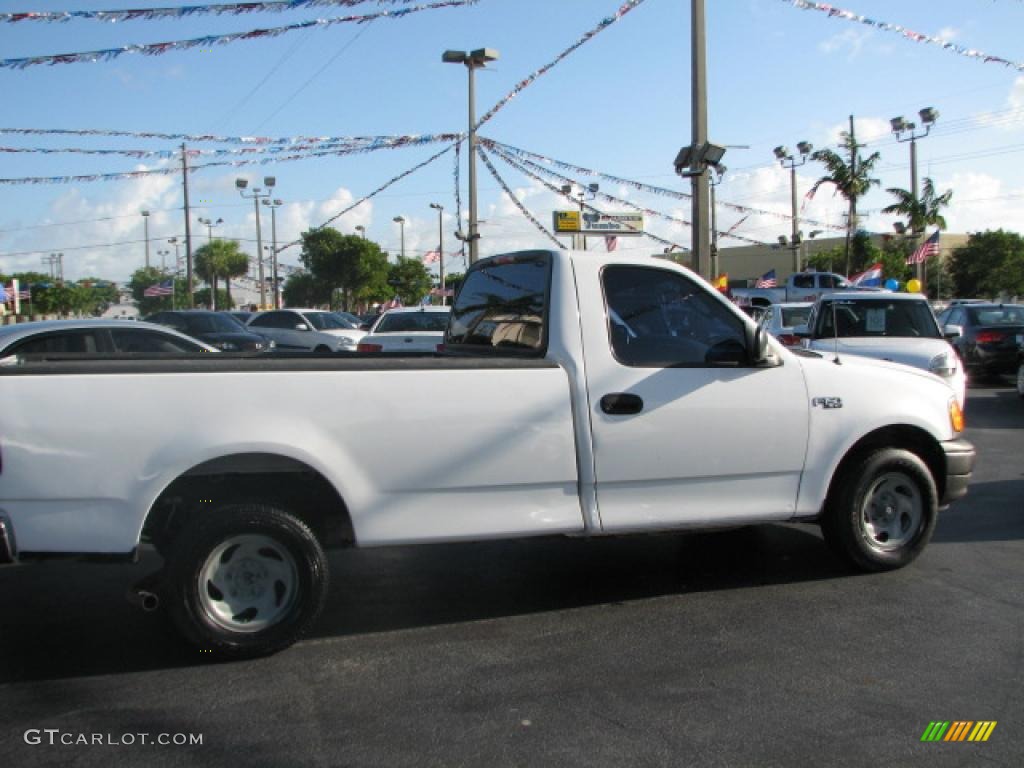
[375,311,450,333]
[781,307,812,328]
[815,299,941,339]
[967,306,1024,325]
[446,252,550,354]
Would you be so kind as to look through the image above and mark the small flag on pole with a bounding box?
[755,269,777,288]
[604,236,618,252]
[713,273,729,293]
[422,249,441,264]
[143,279,174,297]
[907,231,940,265]
[850,262,884,287]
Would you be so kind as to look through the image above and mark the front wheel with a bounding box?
[164,504,328,658]
[821,448,938,572]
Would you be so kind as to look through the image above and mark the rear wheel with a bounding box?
[164,503,328,658]
[821,448,937,572]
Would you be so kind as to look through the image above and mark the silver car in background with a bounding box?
[356,307,451,353]
[757,302,814,348]
[246,308,366,352]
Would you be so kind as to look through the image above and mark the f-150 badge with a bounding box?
[812,397,843,409]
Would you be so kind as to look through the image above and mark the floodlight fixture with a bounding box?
[919,107,939,125]
[235,178,248,189]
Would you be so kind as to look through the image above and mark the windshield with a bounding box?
[375,311,450,333]
[815,299,941,339]
[306,312,355,331]
[184,314,247,334]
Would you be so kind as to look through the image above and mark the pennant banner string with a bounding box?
[485,138,839,231]
[0,0,478,70]
[0,133,461,158]
[0,126,452,146]
[0,134,456,185]
[488,143,694,252]
[279,142,455,252]
[477,0,646,128]
[783,0,1024,72]
[2,1,408,24]
[487,139,761,246]
[477,147,566,249]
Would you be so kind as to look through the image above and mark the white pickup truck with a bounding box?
[0,249,975,657]
[732,271,871,307]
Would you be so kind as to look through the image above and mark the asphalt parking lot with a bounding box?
[1,382,1021,767]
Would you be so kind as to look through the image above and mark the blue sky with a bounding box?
[2,0,1023,284]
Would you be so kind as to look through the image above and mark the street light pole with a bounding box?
[691,0,710,279]
[355,225,366,240]
[393,216,406,260]
[237,176,274,308]
[891,107,938,286]
[141,210,151,268]
[443,47,499,265]
[263,198,283,309]
[429,203,446,305]
[773,141,813,272]
[197,216,223,243]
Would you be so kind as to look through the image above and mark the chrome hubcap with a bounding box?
[198,534,298,633]
[860,472,923,552]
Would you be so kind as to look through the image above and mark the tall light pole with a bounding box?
[443,47,499,265]
[355,225,366,240]
[157,249,170,273]
[891,107,938,285]
[429,202,446,305]
[773,141,813,272]
[141,210,151,268]
[690,0,709,279]
[393,216,406,260]
[197,216,223,243]
[237,176,274,308]
[263,198,284,309]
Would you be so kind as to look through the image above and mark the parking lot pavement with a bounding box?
[1,384,1022,767]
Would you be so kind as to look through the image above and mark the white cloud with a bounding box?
[975,76,1024,132]
[936,27,959,42]
[818,28,873,59]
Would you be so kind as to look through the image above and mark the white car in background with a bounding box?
[246,308,365,352]
[797,292,966,406]
[357,306,451,353]
[757,302,814,348]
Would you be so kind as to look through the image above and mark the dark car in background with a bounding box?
[146,310,275,353]
[936,303,1024,378]
[0,319,218,361]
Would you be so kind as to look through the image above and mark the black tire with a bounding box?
[314,345,331,353]
[164,503,328,658]
[821,448,938,572]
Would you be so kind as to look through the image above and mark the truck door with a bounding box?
[581,264,810,531]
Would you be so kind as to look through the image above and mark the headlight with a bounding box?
[335,337,357,348]
[929,352,956,378]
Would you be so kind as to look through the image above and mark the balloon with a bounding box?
[907,278,922,293]
[884,278,899,291]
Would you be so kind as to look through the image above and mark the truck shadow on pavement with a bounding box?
[0,523,848,684]
[963,386,1024,430]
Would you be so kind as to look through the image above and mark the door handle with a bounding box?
[600,393,644,415]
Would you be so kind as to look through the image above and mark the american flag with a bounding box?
[14,283,30,299]
[143,279,174,297]
[907,231,940,265]
[422,250,441,264]
[755,269,777,288]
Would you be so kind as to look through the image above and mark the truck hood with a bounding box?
[807,337,953,371]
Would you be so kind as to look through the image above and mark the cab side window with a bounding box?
[603,266,746,367]
[793,274,815,289]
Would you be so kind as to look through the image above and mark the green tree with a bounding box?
[195,239,250,309]
[810,131,882,276]
[387,256,433,306]
[948,230,1024,299]
[300,229,390,310]
[881,177,953,235]
[282,272,331,308]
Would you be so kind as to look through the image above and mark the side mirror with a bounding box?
[295,323,309,331]
[943,324,962,340]
[743,325,771,365]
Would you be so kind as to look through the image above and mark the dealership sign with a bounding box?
[553,211,644,236]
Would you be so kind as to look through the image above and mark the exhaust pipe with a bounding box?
[127,572,163,612]
[127,588,160,612]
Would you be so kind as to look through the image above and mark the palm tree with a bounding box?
[194,240,250,309]
[809,131,882,276]
[882,177,952,235]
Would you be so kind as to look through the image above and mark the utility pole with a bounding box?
[181,143,195,307]
[691,0,710,279]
